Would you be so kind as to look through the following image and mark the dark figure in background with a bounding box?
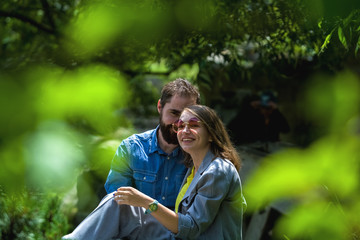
[228,90,290,145]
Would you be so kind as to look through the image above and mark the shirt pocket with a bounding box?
[133,171,157,197]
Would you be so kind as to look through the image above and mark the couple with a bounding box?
[63,79,246,240]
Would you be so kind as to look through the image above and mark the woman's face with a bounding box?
[175,110,211,155]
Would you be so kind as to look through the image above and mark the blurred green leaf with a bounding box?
[0,139,25,193]
[355,35,360,55]
[89,138,122,179]
[24,121,87,192]
[276,201,348,240]
[0,76,36,139]
[30,64,129,134]
[303,71,360,133]
[244,134,360,238]
[338,26,348,49]
[65,3,128,57]
[244,70,360,239]
[320,31,333,53]
[147,59,171,73]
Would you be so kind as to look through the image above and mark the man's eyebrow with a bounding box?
[170,109,182,115]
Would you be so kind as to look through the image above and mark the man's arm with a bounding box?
[104,141,133,193]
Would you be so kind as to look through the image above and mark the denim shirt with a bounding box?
[104,126,187,209]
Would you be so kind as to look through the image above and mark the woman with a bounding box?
[115,105,246,239]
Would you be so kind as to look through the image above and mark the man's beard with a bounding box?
[159,116,179,145]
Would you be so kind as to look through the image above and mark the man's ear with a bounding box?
[157,99,162,113]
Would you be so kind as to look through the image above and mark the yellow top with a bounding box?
[175,167,195,213]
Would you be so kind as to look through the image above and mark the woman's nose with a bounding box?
[183,124,191,132]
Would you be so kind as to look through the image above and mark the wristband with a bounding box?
[145,200,158,214]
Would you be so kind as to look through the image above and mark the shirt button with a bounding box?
[167,156,170,160]
[162,196,166,200]
[143,177,146,180]
[165,177,168,180]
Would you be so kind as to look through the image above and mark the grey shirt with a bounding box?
[174,151,246,240]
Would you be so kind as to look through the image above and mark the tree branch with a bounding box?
[0,10,56,35]
[40,0,56,30]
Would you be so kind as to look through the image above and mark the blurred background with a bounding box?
[0,0,359,239]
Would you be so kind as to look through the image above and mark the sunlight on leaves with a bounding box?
[147,59,171,74]
[30,64,129,134]
[65,1,166,58]
[66,3,128,57]
[244,148,321,210]
[276,201,348,240]
[0,63,130,194]
[168,63,199,82]
[338,26,348,49]
[24,121,86,192]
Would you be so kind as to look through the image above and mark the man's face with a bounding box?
[158,94,197,145]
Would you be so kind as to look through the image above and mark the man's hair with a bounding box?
[159,78,200,107]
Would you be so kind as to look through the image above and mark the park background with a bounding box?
[0,0,359,239]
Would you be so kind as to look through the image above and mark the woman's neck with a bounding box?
[190,148,209,173]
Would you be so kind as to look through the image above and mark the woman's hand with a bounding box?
[114,187,179,234]
[113,186,153,209]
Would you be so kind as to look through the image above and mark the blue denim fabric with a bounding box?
[105,126,187,209]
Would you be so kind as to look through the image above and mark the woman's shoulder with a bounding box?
[201,157,241,194]
[207,157,239,177]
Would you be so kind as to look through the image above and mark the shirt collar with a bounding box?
[197,150,216,175]
[149,125,181,157]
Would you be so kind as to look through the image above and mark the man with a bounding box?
[228,90,290,145]
[105,78,200,207]
[63,78,200,240]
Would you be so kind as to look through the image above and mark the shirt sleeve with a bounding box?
[104,140,133,193]
[174,162,239,239]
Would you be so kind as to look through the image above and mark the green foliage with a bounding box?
[126,75,163,116]
[88,130,134,181]
[1,0,360,239]
[0,0,317,73]
[0,188,69,240]
[319,9,360,56]
[303,71,360,133]
[244,71,360,239]
[0,64,131,195]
